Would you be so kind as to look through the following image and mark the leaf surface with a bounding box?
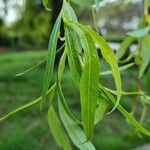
[48,105,72,150]
[59,101,96,150]
[139,35,150,78]
[127,26,150,38]
[42,15,61,106]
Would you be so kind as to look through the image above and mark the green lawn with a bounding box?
[0,51,149,150]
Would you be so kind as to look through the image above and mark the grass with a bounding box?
[0,51,150,150]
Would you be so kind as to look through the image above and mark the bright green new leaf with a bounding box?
[99,84,150,136]
[59,101,96,150]
[116,36,135,61]
[72,26,99,139]
[139,35,150,78]
[48,105,72,150]
[127,26,150,38]
[94,98,108,124]
[42,15,61,107]
[84,26,121,112]
[65,28,82,87]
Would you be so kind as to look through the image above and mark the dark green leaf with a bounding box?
[59,101,96,150]
[42,15,61,107]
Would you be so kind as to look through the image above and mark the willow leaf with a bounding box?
[42,0,51,11]
[63,1,82,53]
[65,28,82,87]
[127,26,150,38]
[94,98,108,124]
[100,63,134,76]
[116,36,135,61]
[58,49,67,81]
[59,101,96,150]
[70,25,99,139]
[139,35,150,78]
[84,26,121,112]
[57,81,79,123]
[42,15,61,107]
[99,84,150,136]
[15,59,46,77]
[48,105,72,150]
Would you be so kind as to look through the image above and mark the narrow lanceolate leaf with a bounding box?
[65,28,82,87]
[139,35,150,78]
[58,49,67,81]
[62,1,82,53]
[57,81,79,123]
[48,105,72,150]
[84,26,121,112]
[116,36,135,61]
[42,0,51,11]
[58,101,96,150]
[99,84,150,136]
[94,98,108,124]
[68,24,100,139]
[127,26,150,38]
[100,63,135,76]
[42,15,61,107]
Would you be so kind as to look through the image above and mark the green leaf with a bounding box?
[94,98,108,124]
[57,81,79,123]
[99,84,150,137]
[84,26,121,112]
[139,35,150,78]
[42,0,51,11]
[15,59,46,77]
[127,26,150,38]
[116,36,135,61]
[72,26,99,139]
[42,15,61,107]
[48,105,72,150]
[65,28,82,87]
[63,1,82,53]
[58,49,67,81]
[43,0,48,7]
[58,101,96,150]
[100,63,135,76]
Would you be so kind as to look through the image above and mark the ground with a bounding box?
[0,51,150,150]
